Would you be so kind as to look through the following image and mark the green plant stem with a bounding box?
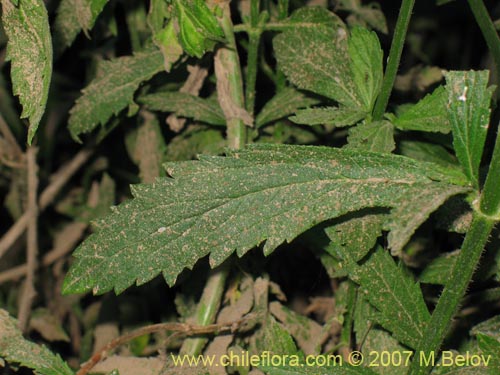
[372,0,415,120]
[480,128,500,217]
[179,262,230,356]
[467,0,500,92]
[179,4,248,356]
[215,3,248,149]
[408,213,495,375]
[245,0,261,115]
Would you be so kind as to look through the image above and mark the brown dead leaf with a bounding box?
[167,65,208,132]
[29,307,70,342]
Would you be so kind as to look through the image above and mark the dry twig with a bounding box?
[77,314,259,375]
[17,146,39,331]
[0,148,93,260]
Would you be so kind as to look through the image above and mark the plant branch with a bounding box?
[408,213,495,375]
[77,313,258,375]
[178,3,247,357]
[372,0,415,120]
[215,2,249,149]
[245,0,261,115]
[17,146,39,332]
[179,262,230,356]
[0,148,93,260]
[0,112,23,160]
[0,222,87,284]
[480,127,500,217]
[467,0,500,93]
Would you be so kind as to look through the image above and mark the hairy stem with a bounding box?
[179,4,247,356]
[467,0,500,92]
[480,128,500,217]
[215,2,248,148]
[408,213,495,375]
[372,0,415,120]
[245,0,261,115]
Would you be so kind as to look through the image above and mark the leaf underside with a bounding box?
[63,144,467,295]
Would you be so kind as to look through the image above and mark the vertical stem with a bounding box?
[467,0,500,92]
[17,146,39,331]
[480,128,500,217]
[179,3,247,356]
[372,0,415,120]
[215,2,247,149]
[245,0,261,115]
[179,262,230,356]
[408,213,495,375]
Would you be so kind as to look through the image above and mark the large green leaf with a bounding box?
[340,247,431,349]
[139,92,225,126]
[445,71,494,188]
[0,309,74,375]
[68,48,164,141]
[1,0,52,144]
[63,144,466,295]
[53,0,108,53]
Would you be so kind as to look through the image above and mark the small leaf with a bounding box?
[476,334,500,374]
[125,111,166,183]
[340,247,431,349]
[394,86,450,133]
[0,309,74,375]
[254,314,297,356]
[153,20,183,72]
[269,301,323,355]
[1,0,52,144]
[256,88,320,127]
[139,92,225,126]
[173,0,223,58]
[290,106,366,126]
[274,25,362,107]
[445,70,494,188]
[386,184,469,256]
[322,211,386,278]
[346,120,395,153]
[53,0,108,53]
[348,26,383,112]
[398,140,458,168]
[68,48,164,141]
[419,251,458,285]
[471,315,500,341]
[62,144,466,295]
[285,6,346,31]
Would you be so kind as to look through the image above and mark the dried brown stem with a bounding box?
[0,112,23,160]
[17,146,39,331]
[0,148,93,260]
[76,314,258,375]
[0,222,87,284]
